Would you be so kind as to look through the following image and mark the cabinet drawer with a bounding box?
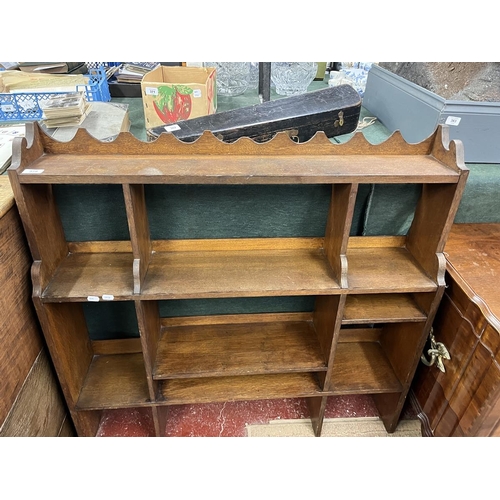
[413,228,500,437]
[413,286,480,432]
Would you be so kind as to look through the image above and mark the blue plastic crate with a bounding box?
[86,62,121,69]
[0,67,110,123]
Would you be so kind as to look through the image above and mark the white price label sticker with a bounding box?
[445,116,461,126]
[1,104,16,112]
[192,89,202,98]
[23,169,44,174]
[102,294,114,301]
[145,87,159,96]
[164,124,181,132]
[87,296,100,302]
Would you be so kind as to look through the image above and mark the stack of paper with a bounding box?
[0,70,89,93]
[40,92,91,128]
[40,102,130,142]
[115,62,159,83]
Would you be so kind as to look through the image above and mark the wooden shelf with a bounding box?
[40,242,435,302]
[43,252,135,301]
[18,153,461,185]
[153,316,326,379]
[347,246,437,293]
[76,353,151,410]
[343,293,427,324]
[142,247,340,299]
[75,342,403,407]
[330,342,403,395]
[158,372,324,405]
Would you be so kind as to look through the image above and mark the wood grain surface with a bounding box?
[158,372,324,405]
[445,223,500,326]
[154,318,326,379]
[0,204,44,423]
[0,349,69,436]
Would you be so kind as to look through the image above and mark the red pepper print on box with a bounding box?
[153,85,193,124]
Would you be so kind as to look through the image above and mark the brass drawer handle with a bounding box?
[420,328,451,373]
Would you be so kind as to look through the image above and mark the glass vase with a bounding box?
[204,62,251,97]
[271,62,317,96]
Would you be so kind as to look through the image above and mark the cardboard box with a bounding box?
[141,66,216,129]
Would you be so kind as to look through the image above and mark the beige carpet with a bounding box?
[246,417,422,437]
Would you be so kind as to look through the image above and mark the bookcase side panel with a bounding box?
[406,174,468,282]
[35,302,94,409]
[7,181,68,292]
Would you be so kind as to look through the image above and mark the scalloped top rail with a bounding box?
[21,121,459,157]
[10,122,467,185]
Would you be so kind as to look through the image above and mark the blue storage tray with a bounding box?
[0,67,110,123]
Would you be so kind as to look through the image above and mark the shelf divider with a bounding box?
[123,184,152,294]
[135,300,161,401]
[324,183,358,288]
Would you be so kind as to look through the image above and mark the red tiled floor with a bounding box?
[164,395,380,436]
[164,398,311,437]
[97,407,155,437]
[96,394,402,437]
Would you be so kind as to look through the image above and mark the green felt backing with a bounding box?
[53,183,372,242]
[83,301,139,340]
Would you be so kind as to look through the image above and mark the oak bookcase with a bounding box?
[8,122,468,436]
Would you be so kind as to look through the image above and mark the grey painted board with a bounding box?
[363,65,444,144]
[363,65,500,163]
[440,101,500,163]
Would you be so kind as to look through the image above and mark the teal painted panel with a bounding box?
[362,184,421,236]
[53,184,130,242]
[83,301,139,341]
[52,183,371,241]
[145,184,331,239]
[158,296,316,318]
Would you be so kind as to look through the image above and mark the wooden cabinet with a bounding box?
[0,176,73,436]
[412,223,500,436]
[8,123,468,437]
